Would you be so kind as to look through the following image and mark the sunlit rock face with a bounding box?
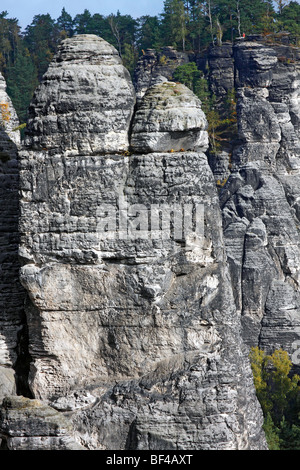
[130,80,208,153]
[24,34,136,156]
[220,40,300,356]
[0,35,268,450]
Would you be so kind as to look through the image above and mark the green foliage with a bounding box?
[56,7,74,38]
[137,16,163,51]
[279,2,300,45]
[161,0,188,51]
[6,47,38,123]
[24,14,59,80]
[250,347,300,450]
[263,413,281,450]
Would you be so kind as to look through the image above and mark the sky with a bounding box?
[1,0,166,30]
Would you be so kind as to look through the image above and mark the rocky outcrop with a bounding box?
[24,35,136,156]
[207,43,235,106]
[0,34,269,450]
[0,73,20,159]
[220,40,300,357]
[0,396,84,449]
[130,80,208,153]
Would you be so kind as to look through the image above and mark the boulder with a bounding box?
[130,81,208,153]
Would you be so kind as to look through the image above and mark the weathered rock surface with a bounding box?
[208,43,235,106]
[0,34,267,450]
[220,40,300,358]
[0,75,27,401]
[0,396,85,449]
[25,34,136,156]
[0,73,21,157]
[17,148,267,449]
[130,80,208,153]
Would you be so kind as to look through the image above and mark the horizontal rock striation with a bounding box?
[220,40,300,357]
[24,35,136,156]
[133,46,191,104]
[130,80,208,153]
[0,396,84,449]
[1,35,267,450]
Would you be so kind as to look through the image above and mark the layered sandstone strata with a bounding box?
[12,35,267,450]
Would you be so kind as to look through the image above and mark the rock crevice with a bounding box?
[3,34,296,450]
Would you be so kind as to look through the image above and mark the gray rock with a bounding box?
[0,396,85,450]
[134,46,190,103]
[130,82,209,153]
[0,75,26,399]
[25,34,136,155]
[1,35,269,450]
[221,40,300,359]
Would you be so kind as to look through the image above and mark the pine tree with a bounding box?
[279,1,300,44]
[56,8,74,38]
[137,16,162,51]
[73,9,93,34]
[24,14,59,80]
[6,47,38,123]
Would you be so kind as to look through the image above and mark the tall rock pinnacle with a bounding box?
[0,35,267,450]
[25,34,136,155]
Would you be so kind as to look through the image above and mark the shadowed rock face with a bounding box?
[0,73,27,401]
[0,35,268,450]
[24,34,136,156]
[220,41,300,355]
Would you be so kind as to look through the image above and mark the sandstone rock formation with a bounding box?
[130,80,208,153]
[25,34,136,156]
[0,396,84,450]
[220,40,300,360]
[0,35,268,450]
[134,46,191,104]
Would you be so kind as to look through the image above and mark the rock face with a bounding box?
[0,75,27,402]
[25,35,135,156]
[0,35,269,450]
[220,40,300,357]
[130,80,208,153]
[0,73,21,156]
[0,396,84,450]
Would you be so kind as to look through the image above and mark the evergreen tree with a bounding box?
[0,11,21,72]
[161,0,188,50]
[24,14,59,80]
[73,9,93,34]
[279,1,300,44]
[263,413,281,450]
[6,47,38,123]
[107,11,138,58]
[187,1,210,51]
[137,16,162,51]
[56,8,74,38]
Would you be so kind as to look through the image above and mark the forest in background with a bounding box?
[0,0,299,124]
[0,0,300,451]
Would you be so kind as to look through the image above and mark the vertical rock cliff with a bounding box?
[0,34,268,450]
[220,39,300,360]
